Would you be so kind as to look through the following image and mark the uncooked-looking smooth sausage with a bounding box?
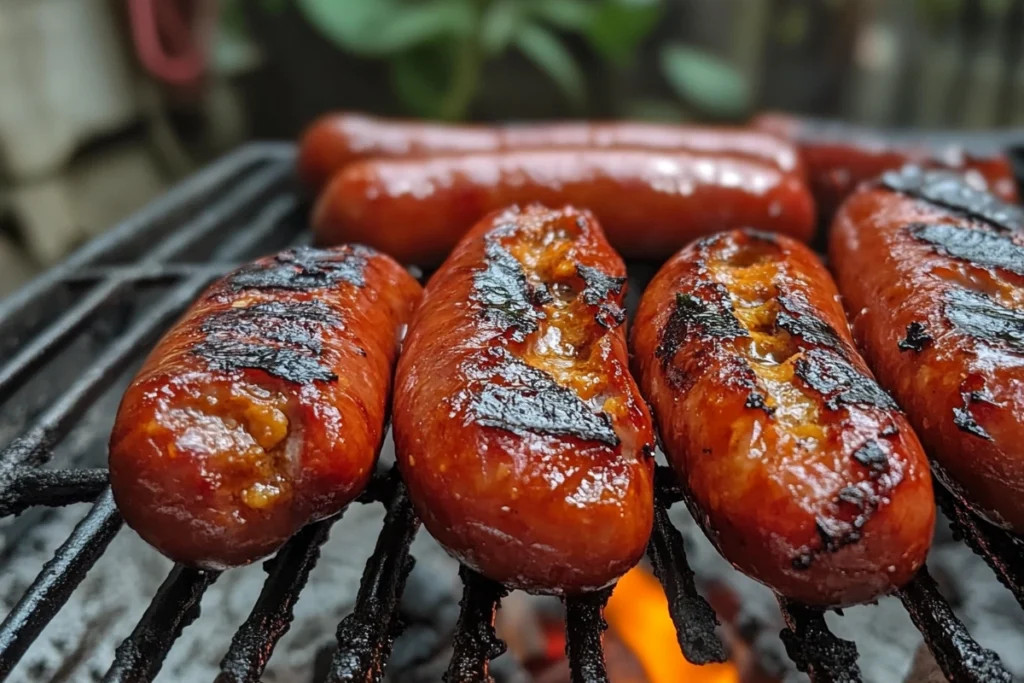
[831,165,1024,532]
[632,228,934,607]
[297,112,803,191]
[109,245,422,569]
[754,112,1019,220]
[313,149,816,265]
[393,204,655,594]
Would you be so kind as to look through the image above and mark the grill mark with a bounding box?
[953,391,994,441]
[880,166,1024,232]
[794,348,898,411]
[193,340,337,383]
[229,246,370,291]
[852,440,890,474]
[898,322,933,353]
[577,263,626,329]
[775,295,847,352]
[945,287,1024,354]
[656,288,748,364]
[473,239,544,342]
[909,223,1024,276]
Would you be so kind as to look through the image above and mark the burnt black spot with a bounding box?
[577,264,626,305]
[852,440,890,474]
[880,166,1024,232]
[469,352,619,445]
[193,340,337,383]
[745,391,767,410]
[595,305,627,329]
[898,321,933,352]
[909,223,1024,276]
[473,240,543,342]
[657,288,748,363]
[776,295,846,352]
[953,391,994,441]
[739,228,779,244]
[880,423,899,437]
[945,287,1024,353]
[837,486,868,507]
[792,553,814,571]
[815,516,861,553]
[794,348,898,411]
[229,246,370,291]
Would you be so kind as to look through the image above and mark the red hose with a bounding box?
[127,0,217,87]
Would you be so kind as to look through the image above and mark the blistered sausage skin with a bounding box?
[393,204,655,594]
[631,229,934,607]
[297,112,803,191]
[831,166,1024,532]
[313,149,816,265]
[754,113,1019,219]
[109,246,422,569]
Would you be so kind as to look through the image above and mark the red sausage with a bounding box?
[632,229,935,607]
[754,112,1019,219]
[830,165,1024,531]
[298,112,803,191]
[313,149,816,265]
[109,246,422,568]
[393,204,656,594]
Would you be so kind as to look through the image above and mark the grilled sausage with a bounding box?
[313,149,816,265]
[831,165,1024,532]
[754,113,1019,220]
[393,204,655,594]
[631,229,935,607]
[109,246,422,568]
[297,112,803,191]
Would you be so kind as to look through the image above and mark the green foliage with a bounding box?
[660,43,751,118]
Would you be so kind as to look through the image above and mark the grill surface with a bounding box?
[0,143,1020,683]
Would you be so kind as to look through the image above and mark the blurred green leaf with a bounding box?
[481,0,523,56]
[375,0,476,53]
[587,0,662,65]
[296,0,395,54]
[660,43,750,117]
[525,0,596,31]
[514,22,587,109]
[622,98,685,122]
[389,43,453,118]
[259,0,288,12]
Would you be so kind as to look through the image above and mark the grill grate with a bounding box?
[0,144,1019,683]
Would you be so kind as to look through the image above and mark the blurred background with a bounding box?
[0,0,1022,295]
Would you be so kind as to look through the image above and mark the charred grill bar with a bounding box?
[0,145,1018,683]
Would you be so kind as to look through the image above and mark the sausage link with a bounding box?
[298,112,803,191]
[754,113,1019,219]
[313,149,816,265]
[631,229,934,607]
[830,165,1024,531]
[393,204,655,594]
[109,246,422,568]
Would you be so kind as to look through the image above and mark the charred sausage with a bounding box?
[298,112,803,191]
[313,149,816,265]
[754,113,1019,220]
[109,245,422,568]
[830,165,1024,532]
[631,228,934,607]
[393,204,655,594]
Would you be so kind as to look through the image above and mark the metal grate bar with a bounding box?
[935,483,1024,610]
[326,478,420,683]
[444,566,508,683]
[897,568,1011,683]
[209,195,301,263]
[0,489,123,679]
[103,566,220,683]
[564,589,611,683]
[647,469,727,664]
[778,599,862,683]
[0,467,108,517]
[64,263,235,287]
[215,518,336,683]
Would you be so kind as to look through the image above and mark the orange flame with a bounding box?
[605,566,740,683]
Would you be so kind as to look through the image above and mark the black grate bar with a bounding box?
[103,566,220,683]
[0,489,123,680]
[934,483,1024,610]
[215,517,336,683]
[778,598,862,683]
[443,566,508,683]
[0,467,108,517]
[0,273,217,474]
[63,263,235,287]
[209,195,301,263]
[326,478,420,683]
[896,568,1011,683]
[647,477,727,664]
[564,589,611,683]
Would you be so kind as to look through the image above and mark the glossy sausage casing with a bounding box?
[313,149,816,265]
[109,246,422,568]
[831,166,1024,531]
[297,112,803,191]
[754,113,1019,219]
[393,204,655,594]
[632,229,934,607]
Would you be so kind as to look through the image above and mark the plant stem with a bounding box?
[437,2,486,120]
